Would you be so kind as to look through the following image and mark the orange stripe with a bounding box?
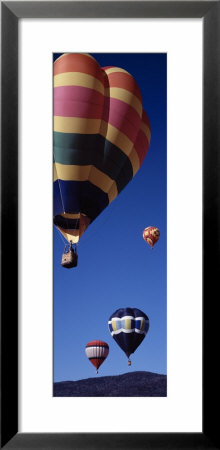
[106,72,142,102]
[54,53,104,84]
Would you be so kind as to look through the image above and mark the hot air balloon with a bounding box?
[85,340,109,374]
[143,226,160,248]
[53,53,151,267]
[108,307,149,365]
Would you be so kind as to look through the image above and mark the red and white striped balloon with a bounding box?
[85,340,109,373]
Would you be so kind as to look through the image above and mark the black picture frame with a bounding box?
[1,1,220,449]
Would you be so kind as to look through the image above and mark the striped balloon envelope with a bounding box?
[143,226,160,248]
[53,53,151,243]
[85,340,109,374]
[108,307,149,364]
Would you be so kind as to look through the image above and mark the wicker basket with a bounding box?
[61,247,78,268]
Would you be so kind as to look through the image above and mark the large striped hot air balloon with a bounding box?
[53,53,151,251]
[108,307,149,365]
[85,340,109,374]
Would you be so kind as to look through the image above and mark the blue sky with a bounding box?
[53,53,167,382]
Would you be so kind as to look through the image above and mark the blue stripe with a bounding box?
[53,180,63,217]
[54,132,133,193]
[53,180,109,222]
[54,216,80,230]
[108,323,113,333]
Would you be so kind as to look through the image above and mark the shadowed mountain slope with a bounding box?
[54,371,167,397]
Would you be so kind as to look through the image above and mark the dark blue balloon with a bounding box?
[108,307,149,359]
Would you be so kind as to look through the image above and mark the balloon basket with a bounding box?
[61,244,78,268]
[128,360,131,366]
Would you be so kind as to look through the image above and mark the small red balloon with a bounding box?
[85,340,109,373]
[143,226,160,248]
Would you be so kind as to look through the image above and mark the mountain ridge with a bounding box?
[54,370,167,397]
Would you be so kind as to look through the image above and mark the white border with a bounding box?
[19,18,202,432]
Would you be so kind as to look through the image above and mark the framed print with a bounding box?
[52,51,167,397]
[1,1,220,449]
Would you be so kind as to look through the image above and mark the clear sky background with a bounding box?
[53,52,167,382]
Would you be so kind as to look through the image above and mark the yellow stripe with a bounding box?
[112,320,117,332]
[54,72,104,94]
[106,87,142,117]
[125,318,131,330]
[55,163,118,203]
[141,121,151,143]
[54,163,58,182]
[104,67,130,75]
[140,319,145,331]
[56,227,80,244]
[54,116,101,134]
[108,183,118,204]
[89,166,117,202]
[55,163,90,181]
[59,212,89,220]
[100,122,140,175]
[129,149,140,176]
[59,212,81,220]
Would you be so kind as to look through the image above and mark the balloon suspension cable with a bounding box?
[55,226,67,245]
[69,241,78,253]
[56,166,72,232]
[57,177,66,215]
[54,164,71,237]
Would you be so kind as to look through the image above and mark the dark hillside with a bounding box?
[54,371,167,397]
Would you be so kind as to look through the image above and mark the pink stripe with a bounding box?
[54,86,104,106]
[102,97,141,143]
[134,129,150,165]
[54,99,103,118]
[53,86,149,145]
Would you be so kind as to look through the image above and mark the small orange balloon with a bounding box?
[143,226,160,248]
